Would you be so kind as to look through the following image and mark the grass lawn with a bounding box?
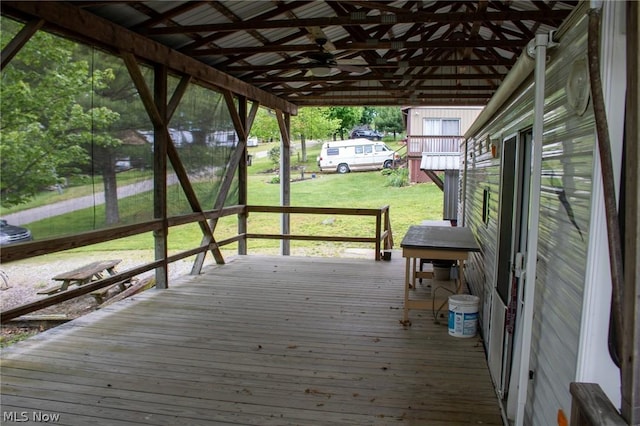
[9,139,444,255]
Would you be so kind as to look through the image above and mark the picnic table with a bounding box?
[38,259,126,296]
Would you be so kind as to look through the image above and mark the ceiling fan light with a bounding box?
[310,66,332,77]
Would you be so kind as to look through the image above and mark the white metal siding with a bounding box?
[525,11,594,423]
[464,7,595,425]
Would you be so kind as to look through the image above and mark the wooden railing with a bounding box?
[0,204,393,322]
[570,383,626,425]
[245,205,393,259]
[406,135,463,156]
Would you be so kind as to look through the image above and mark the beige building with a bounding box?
[403,106,483,183]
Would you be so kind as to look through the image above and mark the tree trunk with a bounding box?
[301,134,307,162]
[100,149,120,225]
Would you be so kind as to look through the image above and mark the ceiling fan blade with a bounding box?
[336,58,368,66]
[304,51,334,63]
[337,64,369,74]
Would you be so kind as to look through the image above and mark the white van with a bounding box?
[316,138,398,173]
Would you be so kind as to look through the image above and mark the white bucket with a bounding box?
[448,294,480,338]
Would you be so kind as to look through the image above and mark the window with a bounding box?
[482,188,491,225]
[423,118,461,135]
[327,148,339,156]
[375,145,388,152]
[364,145,373,154]
[355,146,364,154]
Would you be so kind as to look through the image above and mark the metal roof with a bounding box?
[420,152,460,171]
[1,1,579,108]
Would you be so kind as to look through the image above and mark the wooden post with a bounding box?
[238,96,248,255]
[569,383,626,425]
[153,64,168,289]
[622,1,640,423]
[375,210,382,261]
[384,206,393,250]
[277,111,291,256]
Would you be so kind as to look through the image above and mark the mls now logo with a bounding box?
[3,411,61,423]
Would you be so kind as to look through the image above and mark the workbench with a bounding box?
[400,225,480,322]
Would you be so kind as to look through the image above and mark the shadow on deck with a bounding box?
[1,254,503,425]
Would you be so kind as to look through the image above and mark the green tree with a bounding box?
[361,107,377,126]
[291,107,340,161]
[0,18,120,209]
[75,47,151,224]
[374,107,405,138]
[291,107,340,141]
[328,107,363,140]
[251,108,280,143]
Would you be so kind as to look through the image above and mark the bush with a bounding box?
[380,168,394,176]
[268,146,280,166]
[384,168,409,187]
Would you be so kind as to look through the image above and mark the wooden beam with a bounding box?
[1,18,44,70]
[0,221,162,263]
[424,170,445,191]
[270,85,496,94]
[247,101,260,134]
[123,58,218,268]
[247,233,377,243]
[191,39,526,56]
[192,111,247,268]
[294,93,489,101]
[248,205,383,215]
[255,73,505,84]
[292,98,489,107]
[140,9,572,35]
[167,75,192,120]
[223,90,246,141]
[122,52,163,127]
[226,58,513,73]
[125,55,223,282]
[1,1,297,115]
[622,1,640,423]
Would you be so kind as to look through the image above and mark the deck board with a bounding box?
[1,255,502,425]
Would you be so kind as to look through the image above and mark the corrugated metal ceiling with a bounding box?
[2,1,579,108]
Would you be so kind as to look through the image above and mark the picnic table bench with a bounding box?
[38,259,130,302]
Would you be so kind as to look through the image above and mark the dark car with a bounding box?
[0,219,33,245]
[350,129,383,140]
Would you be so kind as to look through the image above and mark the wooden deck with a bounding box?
[1,254,503,425]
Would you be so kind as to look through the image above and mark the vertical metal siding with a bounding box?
[464,8,594,425]
[526,13,594,423]
[464,137,502,331]
[465,85,536,334]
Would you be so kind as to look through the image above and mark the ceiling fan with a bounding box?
[302,37,369,77]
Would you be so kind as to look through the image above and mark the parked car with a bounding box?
[350,129,383,140]
[0,219,33,245]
